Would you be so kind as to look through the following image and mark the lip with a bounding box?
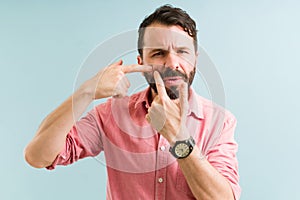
[163,76,183,85]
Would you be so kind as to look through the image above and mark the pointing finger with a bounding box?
[111,59,123,67]
[122,64,153,73]
[179,82,189,118]
[153,71,168,99]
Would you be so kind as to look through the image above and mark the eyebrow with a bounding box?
[148,48,165,54]
[147,46,192,53]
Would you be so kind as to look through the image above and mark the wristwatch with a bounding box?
[169,136,195,159]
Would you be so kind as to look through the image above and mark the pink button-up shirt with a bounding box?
[47,87,241,200]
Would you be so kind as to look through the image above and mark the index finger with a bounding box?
[122,64,153,73]
[153,71,168,99]
[179,82,189,118]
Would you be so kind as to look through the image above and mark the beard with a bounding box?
[144,66,196,100]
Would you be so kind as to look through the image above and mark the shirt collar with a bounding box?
[188,87,204,120]
[134,87,152,109]
[134,87,204,120]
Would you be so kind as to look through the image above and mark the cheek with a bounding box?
[144,72,154,80]
[142,54,166,67]
[152,65,166,72]
[179,63,193,77]
[180,56,196,73]
[181,54,196,66]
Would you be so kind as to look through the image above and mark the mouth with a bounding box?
[163,76,183,85]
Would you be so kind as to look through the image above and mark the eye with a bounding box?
[177,49,188,54]
[152,51,164,57]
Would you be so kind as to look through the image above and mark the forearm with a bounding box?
[24,62,150,168]
[178,146,234,200]
[24,86,93,168]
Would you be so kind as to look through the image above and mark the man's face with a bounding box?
[138,23,197,99]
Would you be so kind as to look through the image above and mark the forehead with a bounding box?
[143,24,194,50]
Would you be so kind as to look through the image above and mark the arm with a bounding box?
[177,146,235,200]
[146,71,238,200]
[24,87,92,168]
[24,60,152,168]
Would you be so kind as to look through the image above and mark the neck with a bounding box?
[148,88,156,105]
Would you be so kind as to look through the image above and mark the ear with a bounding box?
[137,55,143,65]
[194,51,199,67]
[195,51,199,59]
[137,55,147,76]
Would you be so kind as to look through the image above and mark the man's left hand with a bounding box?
[146,71,190,146]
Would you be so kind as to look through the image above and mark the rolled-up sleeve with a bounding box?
[207,113,241,200]
[46,108,103,170]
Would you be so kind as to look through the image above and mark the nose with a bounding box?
[164,52,180,70]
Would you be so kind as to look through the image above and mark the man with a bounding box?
[25,5,241,200]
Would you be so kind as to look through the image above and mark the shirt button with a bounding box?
[160,146,166,151]
[158,178,163,183]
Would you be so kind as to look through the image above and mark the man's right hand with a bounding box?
[82,60,153,99]
[24,59,152,168]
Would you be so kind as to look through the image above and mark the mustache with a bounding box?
[150,66,188,81]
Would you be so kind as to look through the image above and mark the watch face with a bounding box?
[174,143,190,157]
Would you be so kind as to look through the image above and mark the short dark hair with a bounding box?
[138,5,198,57]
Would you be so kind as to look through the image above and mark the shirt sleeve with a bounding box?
[46,108,103,170]
[206,112,241,200]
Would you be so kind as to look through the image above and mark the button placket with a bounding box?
[160,145,166,151]
[154,136,168,200]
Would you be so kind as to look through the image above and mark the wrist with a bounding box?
[76,83,95,102]
[169,126,190,146]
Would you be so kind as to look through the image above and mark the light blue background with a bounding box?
[1,0,300,199]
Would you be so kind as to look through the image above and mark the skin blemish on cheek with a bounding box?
[150,64,165,72]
